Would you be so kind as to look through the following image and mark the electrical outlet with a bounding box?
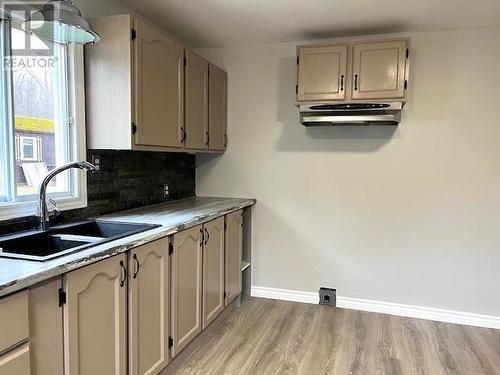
[91,154,101,171]
[319,287,336,307]
[163,184,169,198]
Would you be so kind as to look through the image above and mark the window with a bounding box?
[0,14,86,219]
[21,137,36,161]
[17,135,40,161]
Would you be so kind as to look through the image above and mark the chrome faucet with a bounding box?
[38,161,97,230]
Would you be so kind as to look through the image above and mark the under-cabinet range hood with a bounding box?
[299,102,404,126]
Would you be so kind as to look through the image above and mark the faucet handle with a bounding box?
[47,198,60,219]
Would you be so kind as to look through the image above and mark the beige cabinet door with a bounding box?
[64,254,127,375]
[129,238,170,375]
[171,226,202,357]
[185,51,209,150]
[297,45,348,102]
[202,217,225,329]
[352,40,408,100]
[208,64,227,151]
[134,18,184,148]
[225,210,243,306]
[0,343,30,375]
[30,279,64,375]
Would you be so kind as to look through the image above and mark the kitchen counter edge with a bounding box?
[0,196,255,298]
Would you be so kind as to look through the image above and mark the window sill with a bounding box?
[0,194,87,222]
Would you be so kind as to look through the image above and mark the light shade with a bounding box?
[22,0,100,45]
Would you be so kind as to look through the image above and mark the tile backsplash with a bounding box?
[0,150,196,235]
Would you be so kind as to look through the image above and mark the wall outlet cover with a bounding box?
[319,287,336,307]
[91,154,101,171]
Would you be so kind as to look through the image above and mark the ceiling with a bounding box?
[119,0,500,48]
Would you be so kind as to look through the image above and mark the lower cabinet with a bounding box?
[202,217,225,329]
[64,240,171,375]
[29,279,64,375]
[225,210,243,306]
[128,238,170,375]
[64,254,127,375]
[170,226,203,357]
[0,290,29,355]
[0,343,31,375]
[0,210,248,374]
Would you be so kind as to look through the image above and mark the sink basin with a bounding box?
[52,220,158,239]
[0,220,160,262]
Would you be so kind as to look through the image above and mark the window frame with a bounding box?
[0,18,87,221]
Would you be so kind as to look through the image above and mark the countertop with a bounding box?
[0,196,255,298]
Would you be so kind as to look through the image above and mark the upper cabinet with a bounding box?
[352,40,408,100]
[208,64,228,151]
[86,15,135,150]
[297,38,409,103]
[86,14,228,154]
[297,45,348,102]
[185,51,209,150]
[134,18,184,148]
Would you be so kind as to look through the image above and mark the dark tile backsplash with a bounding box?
[0,150,196,235]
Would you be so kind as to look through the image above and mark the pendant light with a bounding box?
[22,0,100,45]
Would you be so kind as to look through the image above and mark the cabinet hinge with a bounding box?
[168,242,174,255]
[168,336,173,349]
[404,80,408,90]
[132,122,137,135]
[58,288,66,307]
[406,48,409,59]
[131,28,136,41]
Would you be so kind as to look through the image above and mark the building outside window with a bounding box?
[20,136,38,161]
[0,4,86,220]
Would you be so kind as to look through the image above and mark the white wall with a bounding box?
[75,0,133,17]
[196,27,500,317]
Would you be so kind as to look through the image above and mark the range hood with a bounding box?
[299,102,403,126]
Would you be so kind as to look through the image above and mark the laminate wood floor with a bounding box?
[174,297,500,375]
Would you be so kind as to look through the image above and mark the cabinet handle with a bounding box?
[180,127,186,143]
[224,134,228,148]
[132,254,140,279]
[340,75,344,91]
[204,227,209,245]
[205,130,209,147]
[354,74,359,91]
[119,260,126,287]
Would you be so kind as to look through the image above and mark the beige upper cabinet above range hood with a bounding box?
[296,38,410,126]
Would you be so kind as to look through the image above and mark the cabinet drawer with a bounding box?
[0,343,31,375]
[0,291,29,354]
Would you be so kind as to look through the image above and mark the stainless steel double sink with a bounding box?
[0,220,159,262]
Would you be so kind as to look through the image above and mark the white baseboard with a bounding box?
[251,286,500,330]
